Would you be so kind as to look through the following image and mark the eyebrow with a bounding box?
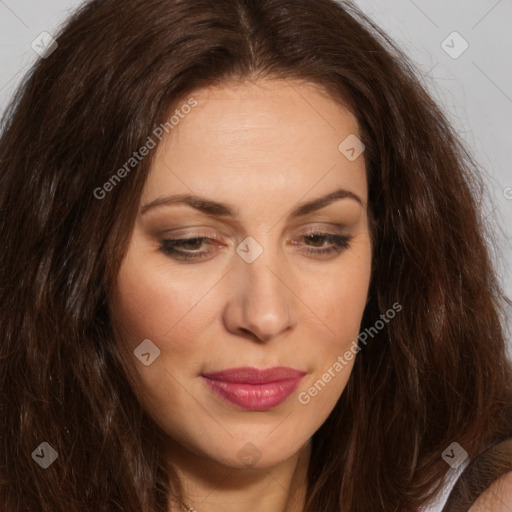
[140,187,363,218]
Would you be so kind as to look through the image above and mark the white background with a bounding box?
[1,0,511,341]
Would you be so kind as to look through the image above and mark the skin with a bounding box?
[469,472,512,511]
[112,78,372,512]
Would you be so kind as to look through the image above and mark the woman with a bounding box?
[1,1,511,511]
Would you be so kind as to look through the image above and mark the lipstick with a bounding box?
[201,366,306,411]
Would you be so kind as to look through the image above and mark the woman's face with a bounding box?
[112,79,372,469]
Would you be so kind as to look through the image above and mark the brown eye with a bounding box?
[296,233,352,257]
[160,232,352,262]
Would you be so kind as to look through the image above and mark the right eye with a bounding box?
[160,236,221,261]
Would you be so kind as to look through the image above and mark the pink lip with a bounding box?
[201,366,306,411]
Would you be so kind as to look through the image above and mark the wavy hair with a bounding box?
[1,0,512,511]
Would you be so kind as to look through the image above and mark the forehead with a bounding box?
[143,79,367,210]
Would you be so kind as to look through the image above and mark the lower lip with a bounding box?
[202,376,304,411]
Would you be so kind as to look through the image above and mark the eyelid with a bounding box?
[160,225,353,251]
[162,222,350,237]
[296,223,349,233]
[159,228,225,240]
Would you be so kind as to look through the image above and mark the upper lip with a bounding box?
[202,366,306,384]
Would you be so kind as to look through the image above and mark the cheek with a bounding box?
[300,242,371,399]
[113,253,215,354]
[111,257,209,413]
[317,245,372,342]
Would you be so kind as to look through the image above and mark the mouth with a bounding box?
[201,366,306,411]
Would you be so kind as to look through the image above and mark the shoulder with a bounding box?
[468,471,512,512]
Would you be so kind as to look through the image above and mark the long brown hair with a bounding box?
[1,0,511,511]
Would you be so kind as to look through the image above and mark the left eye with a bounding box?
[160,232,353,261]
[296,232,352,255]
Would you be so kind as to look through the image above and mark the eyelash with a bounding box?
[160,231,353,261]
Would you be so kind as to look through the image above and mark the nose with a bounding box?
[222,243,297,343]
